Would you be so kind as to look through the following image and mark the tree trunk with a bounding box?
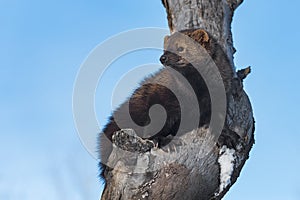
[101,0,254,199]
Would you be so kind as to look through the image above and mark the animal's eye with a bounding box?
[177,47,184,52]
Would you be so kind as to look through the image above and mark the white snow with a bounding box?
[217,145,236,195]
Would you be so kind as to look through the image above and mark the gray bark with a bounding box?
[101,0,254,199]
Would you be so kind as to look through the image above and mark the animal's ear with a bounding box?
[163,35,170,50]
[191,29,210,44]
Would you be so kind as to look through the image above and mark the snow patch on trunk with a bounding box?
[216,145,236,195]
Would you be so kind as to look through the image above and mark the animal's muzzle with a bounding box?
[160,51,181,66]
[160,54,168,65]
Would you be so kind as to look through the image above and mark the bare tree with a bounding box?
[100,0,254,199]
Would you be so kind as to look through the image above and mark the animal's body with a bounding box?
[98,29,234,179]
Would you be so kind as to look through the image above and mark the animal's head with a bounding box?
[160,29,212,69]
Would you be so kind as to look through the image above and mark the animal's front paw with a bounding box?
[112,129,155,153]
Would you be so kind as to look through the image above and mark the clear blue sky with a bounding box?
[0,0,299,199]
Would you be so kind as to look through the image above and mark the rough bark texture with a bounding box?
[101,0,254,199]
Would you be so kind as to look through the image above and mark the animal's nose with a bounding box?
[160,55,168,64]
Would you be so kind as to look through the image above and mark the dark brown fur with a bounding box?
[99,29,234,179]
